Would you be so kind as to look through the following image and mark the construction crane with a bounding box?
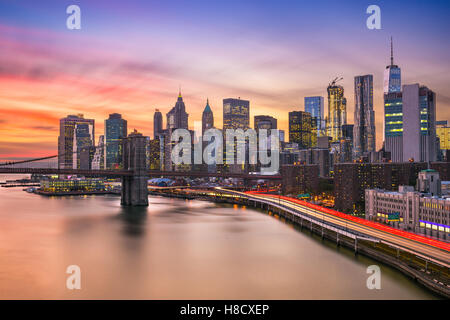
[329,77,343,87]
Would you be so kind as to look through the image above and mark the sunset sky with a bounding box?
[0,0,449,159]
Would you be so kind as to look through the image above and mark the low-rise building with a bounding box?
[40,178,106,193]
[365,170,450,240]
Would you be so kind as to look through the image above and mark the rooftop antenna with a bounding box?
[390,36,394,66]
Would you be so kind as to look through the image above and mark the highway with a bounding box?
[217,188,450,267]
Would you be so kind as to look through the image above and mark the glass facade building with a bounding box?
[105,113,127,169]
[353,75,376,157]
[58,114,95,169]
[304,96,324,137]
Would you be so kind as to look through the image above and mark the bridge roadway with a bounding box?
[217,188,450,268]
[0,167,281,180]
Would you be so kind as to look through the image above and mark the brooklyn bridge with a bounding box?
[0,133,281,206]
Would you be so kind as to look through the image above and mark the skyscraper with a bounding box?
[304,96,324,136]
[326,83,347,142]
[58,114,95,169]
[167,91,189,130]
[383,37,401,94]
[73,122,95,169]
[289,111,316,149]
[105,113,127,169]
[353,75,376,157]
[223,98,250,173]
[153,109,163,139]
[385,84,437,162]
[202,99,214,135]
[223,98,250,131]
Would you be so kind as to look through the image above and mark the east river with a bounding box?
[0,175,438,299]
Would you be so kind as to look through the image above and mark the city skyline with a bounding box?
[1,0,450,159]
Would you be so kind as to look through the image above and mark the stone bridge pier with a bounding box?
[121,131,149,206]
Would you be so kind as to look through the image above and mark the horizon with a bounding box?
[1,0,449,160]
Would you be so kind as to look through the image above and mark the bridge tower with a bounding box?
[121,130,149,206]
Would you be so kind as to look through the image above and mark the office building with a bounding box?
[385,84,437,162]
[105,113,127,169]
[167,91,189,130]
[223,98,250,131]
[304,96,325,136]
[202,99,214,135]
[289,111,316,148]
[72,122,95,169]
[153,109,163,139]
[223,98,250,173]
[353,75,376,157]
[58,114,95,169]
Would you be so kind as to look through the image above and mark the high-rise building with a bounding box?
[304,96,325,136]
[326,84,347,142]
[73,122,95,169]
[383,37,401,94]
[223,98,250,131]
[385,84,437,162]
[153,109,163,139]
[289,111,316,149]
[105,113,127,169]
[92,135,105,170]
[353,75,376,157]
[167,91,189,130]
[58,114,95,169]
[223,98,250,173]
[202,99,214,135]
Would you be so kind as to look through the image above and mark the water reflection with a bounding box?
[0,180,438,299]
[117,206,148,237]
